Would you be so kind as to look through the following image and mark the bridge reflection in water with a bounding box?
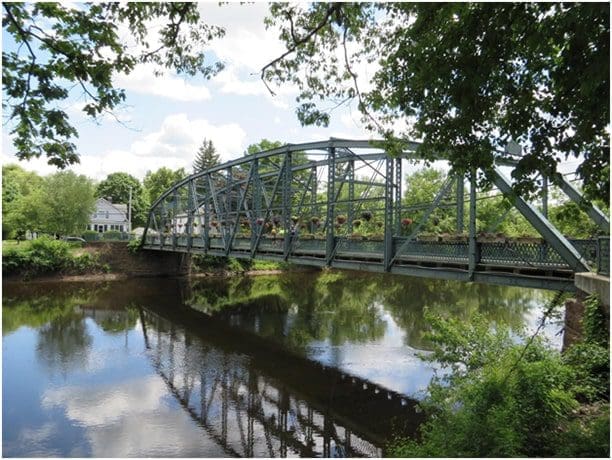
[138,302,421,458]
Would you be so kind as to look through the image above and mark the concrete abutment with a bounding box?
[86,241,191,277]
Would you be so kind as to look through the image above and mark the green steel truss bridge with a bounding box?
[142,139,609,291]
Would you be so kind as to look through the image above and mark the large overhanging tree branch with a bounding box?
[263,2,610,203]
[2,2,225,168]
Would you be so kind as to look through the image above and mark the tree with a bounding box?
[143,167,186,204]
[3,2,224,168]
[193,139,221,174]
[264,3,609,202]
[41,171,96,236]
[2,165,44,238]
[96,172,147,226]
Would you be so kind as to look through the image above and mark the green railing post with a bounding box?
[326,147,336,265]
[456,174,464,233]
[384,155,394,271]
[283,151,293,259]
[394,157,402,235]
[347,159,355,234]
[468,170,479,279]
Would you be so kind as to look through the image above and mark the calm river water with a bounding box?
[3,270,561,457]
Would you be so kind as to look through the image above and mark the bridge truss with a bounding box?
[142,139,609,291]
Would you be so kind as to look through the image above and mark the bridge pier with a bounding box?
[563,273,610,350]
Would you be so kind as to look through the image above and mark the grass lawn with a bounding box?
[2,239,83,256]
[2,239,32,253]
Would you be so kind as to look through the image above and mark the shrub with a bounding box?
[2,236,104,278]
[82,230,100,242]
[102,230,122,240]
[388,311,609,458]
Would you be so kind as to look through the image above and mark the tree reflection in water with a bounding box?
[188,270,549,352]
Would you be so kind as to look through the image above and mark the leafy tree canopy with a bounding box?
[96,172,147,226]
[193,138,221,174]
[143,166,186,204]
[264,3,609,202]
[41,171,97,236]
[2,2,224,168]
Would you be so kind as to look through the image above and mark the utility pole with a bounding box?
[128,186,132,233]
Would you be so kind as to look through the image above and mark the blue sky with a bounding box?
[2,2,371,181]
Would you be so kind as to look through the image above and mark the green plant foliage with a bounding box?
[143,167,187,205]
[2,236,103,278]
[101,230,122,241]
[388,311,609,457]
[265,3,609,203]
[3,2,225,168]
[193,139,221,174]
[583,294,609,347]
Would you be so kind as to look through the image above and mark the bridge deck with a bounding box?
[142,235,599,291]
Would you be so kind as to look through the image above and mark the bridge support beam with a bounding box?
[468,170,479,279]
[456,174,464,233]
[326,148,336,266]
[557,174,610,232]
[488,167,590,273]
[384,156,394,271]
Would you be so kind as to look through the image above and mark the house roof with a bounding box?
[97,197,128,216]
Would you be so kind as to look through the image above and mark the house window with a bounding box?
[105,211,109,219]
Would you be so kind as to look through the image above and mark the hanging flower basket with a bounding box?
[336,215,347,225]
[361,211,373,222]
[401,218,413,226]
[256,218,264,225]
[311,216,320,225]
[352,219,362,228]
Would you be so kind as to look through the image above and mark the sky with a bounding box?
[1,1,584,184]
[1,2,373,182]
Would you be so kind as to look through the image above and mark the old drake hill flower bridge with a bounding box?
[141,139,609,291]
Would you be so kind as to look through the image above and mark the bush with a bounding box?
[388,311,610,458]
[102,230,122,240]
[82,230,100,242]
[2,236,103,278]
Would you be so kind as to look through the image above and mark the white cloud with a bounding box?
[41,376,228,457]
[2,114,247,181]
[114,64,211,101]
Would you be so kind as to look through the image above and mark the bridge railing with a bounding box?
[144,231,606,273]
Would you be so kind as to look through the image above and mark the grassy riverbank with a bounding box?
[2,237,109,280]
[2,238,293,281]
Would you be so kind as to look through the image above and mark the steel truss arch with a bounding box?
[142,138,608,291]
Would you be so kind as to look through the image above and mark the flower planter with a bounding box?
[417,234,440,242]
[515,236,543,244]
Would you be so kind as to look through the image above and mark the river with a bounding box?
[2,270,562,457]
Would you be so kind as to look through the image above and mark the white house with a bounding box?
[88,198,129,233]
